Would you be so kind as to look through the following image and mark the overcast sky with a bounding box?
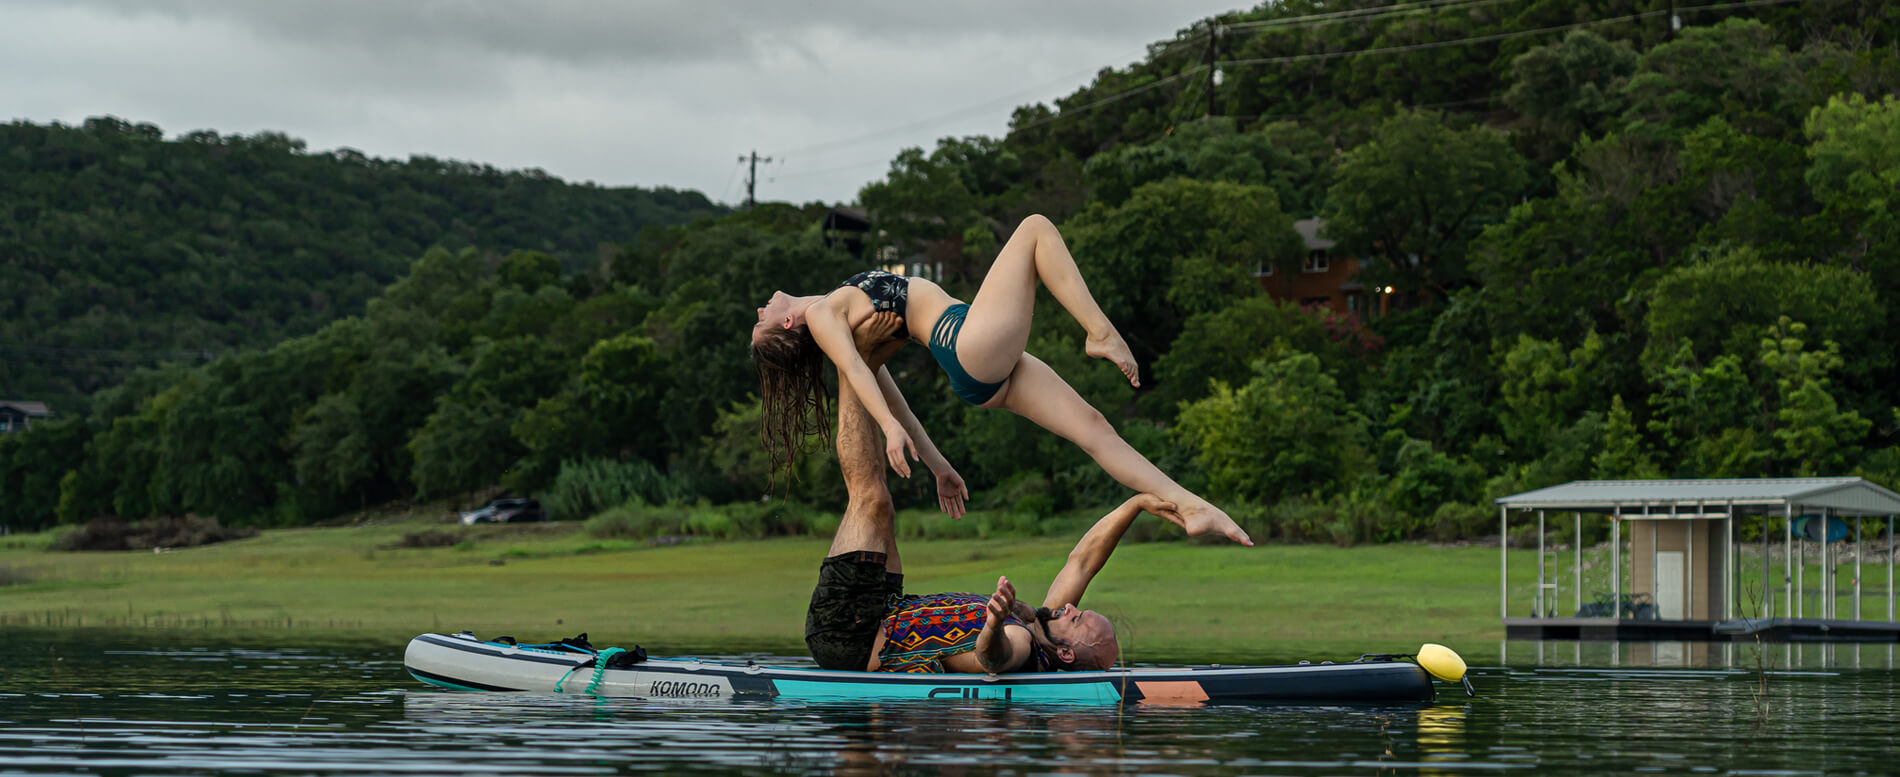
[3,0,1249,206]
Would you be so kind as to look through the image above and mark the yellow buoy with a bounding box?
[1416,643,1467,683]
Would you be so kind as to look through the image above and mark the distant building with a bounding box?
[1253,218,1383,321]
[821,207,872,258]
[822,206,962,283]
[0,401,51,434]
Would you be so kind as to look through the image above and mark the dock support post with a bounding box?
[1785,503,1794,621]
[1538,510,1546,617]
[1500,505,1508,621]
[1798,509,1807,619]
[1854,512,1861,621]
[1762,510,1771,618]
[1650,509,1658,618]
[1820,507,1830,619]
[1888,515,1894,623]
[1575,511,1582,617]
[1613,506,1622,619]
[1724,502,1734,621]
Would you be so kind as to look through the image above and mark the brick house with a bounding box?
[1253,218,1386,321]
[0,401,51,434]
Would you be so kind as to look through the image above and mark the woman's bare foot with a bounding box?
[1180,500,1252,546]
[1085,330,1140,388]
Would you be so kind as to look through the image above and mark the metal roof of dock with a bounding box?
[1495,477,1900,515]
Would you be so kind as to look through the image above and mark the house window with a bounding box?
[1348,294,1360,312]
[1252,259,1272,277]
[0,418,10,433]
[1302,249,1329,273]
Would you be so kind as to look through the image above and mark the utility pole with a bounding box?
[1204,23,1220,118]
[1665,0,1677,39]
[738,150,772,208]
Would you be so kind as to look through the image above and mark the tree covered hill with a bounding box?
[4,2,1899,547]
[0,117,722,409]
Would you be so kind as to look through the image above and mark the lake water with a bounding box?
[3,631,1897,776]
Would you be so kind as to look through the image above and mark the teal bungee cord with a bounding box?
[585,648,625,696]
[554,647,626,696]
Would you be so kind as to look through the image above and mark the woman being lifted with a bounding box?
[751,214,1250,546]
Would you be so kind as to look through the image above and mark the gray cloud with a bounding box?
[42,0,1219,67]
[2,0,1246,204]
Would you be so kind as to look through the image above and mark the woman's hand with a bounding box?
[1131,493,1183,530]
[935,467,970,520]
[883,421,918,478]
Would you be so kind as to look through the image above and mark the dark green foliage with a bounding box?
[0,118,721,410]
[5,6,1899,543]
[1320,110,1531,296]
[541,457,695,522]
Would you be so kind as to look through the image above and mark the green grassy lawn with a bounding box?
[1,519,1551,659]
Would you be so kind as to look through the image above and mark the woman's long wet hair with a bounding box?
[751,324,832,484]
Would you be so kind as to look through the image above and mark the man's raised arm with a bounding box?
[1041,494,1181,610]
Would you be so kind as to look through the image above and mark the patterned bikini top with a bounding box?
[877,592,1049,674]
[839,270,909,318]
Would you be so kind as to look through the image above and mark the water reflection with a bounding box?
[1504,638,1900,670]
[2,631,1897,775]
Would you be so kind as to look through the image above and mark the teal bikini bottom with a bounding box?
[928,304,1006,405]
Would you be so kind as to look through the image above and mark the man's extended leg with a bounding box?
[825,377,900,572]
[805,319,906,671]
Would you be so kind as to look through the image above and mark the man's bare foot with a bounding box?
[1085,330,1140,388]
[1181,500,1252,546]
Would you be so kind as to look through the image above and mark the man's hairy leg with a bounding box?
[824,316,903,573]
[825,378,901,572]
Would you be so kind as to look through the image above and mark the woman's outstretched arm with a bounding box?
[876,365,969,518]
[804,302,920,476]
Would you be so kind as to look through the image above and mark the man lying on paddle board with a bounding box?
[805,312,1182,674]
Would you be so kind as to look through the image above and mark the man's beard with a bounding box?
[1033,607,1065,648]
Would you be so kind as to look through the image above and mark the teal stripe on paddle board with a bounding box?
[772,679,1122,703]
[409,670,494,693]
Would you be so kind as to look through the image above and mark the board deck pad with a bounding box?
[404,632,1438,705]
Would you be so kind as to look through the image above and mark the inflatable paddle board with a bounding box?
[404,632,1470,704]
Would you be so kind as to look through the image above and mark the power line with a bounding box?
[1152,0,1520,61]
[768,66,1106,159]
[769,0,1805,187]
[717,158,745,205]
[1222,0,1521,32]
[772,158,892,182]
[1009,69,1205,134]
[765,1,1549,177]
[1216,0,1806,69]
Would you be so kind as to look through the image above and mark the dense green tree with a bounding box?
[1804,94,1900,290]
[1759,318,1871,476]
[1642,247,1885,392]
[1321,111,1530,296]
[1151,294,1373,415]
[1504,30,1639,162]
[1175,352,1370,504]
[1592,395,1660,478]
[1082,118,1334,215]
[1620,19,1804,140]
[1064,178,1303,369]
[0,120,719,410]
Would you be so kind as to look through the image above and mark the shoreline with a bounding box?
[1,517,1529,655]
